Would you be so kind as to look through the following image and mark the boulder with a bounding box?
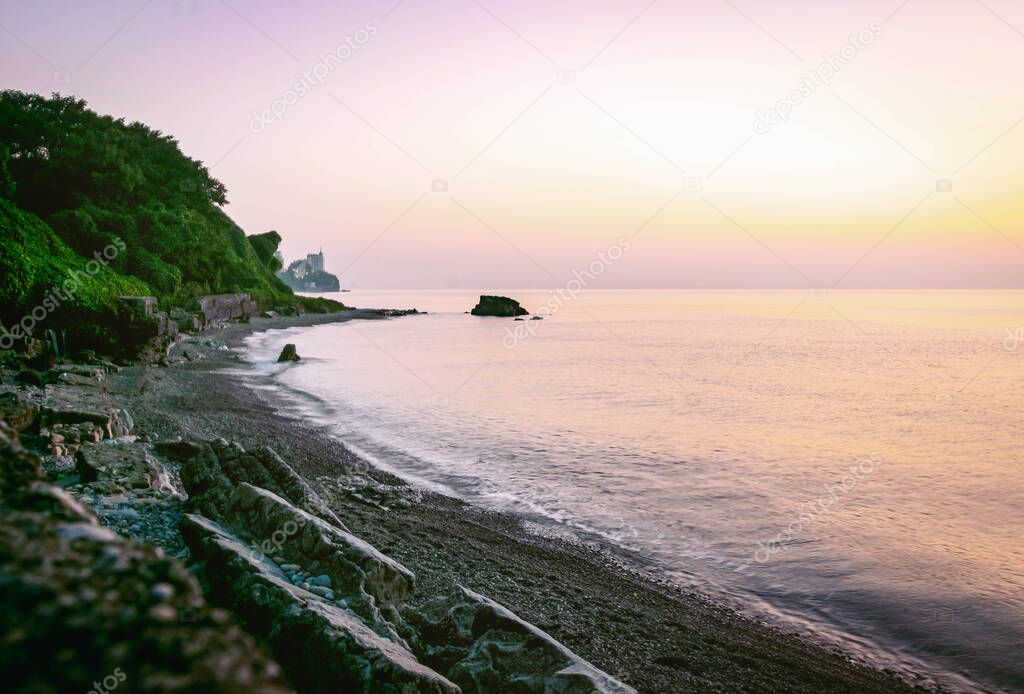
[52,364,106,380]
[276,344,300,362]
[180,439,346,531]
[189,294,259,328]
[15,369,45,387]
[56,371,104,387]
[40,406,132,440]
[0,420,44,501]
[223,482,415,641]
[0,509,290,692]
[470,295,528,317]
[153,438,204,462]
[180,512,459,694]
[75,443,177,495]
[0,392,39,432]
[169,307,202,333]
[412,586,636,693]
[0,419,290,691]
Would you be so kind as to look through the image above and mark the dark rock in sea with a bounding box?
[470,295,529,317]
[530,315,543,320]
[374,308,421,317]
[277,344,300,362]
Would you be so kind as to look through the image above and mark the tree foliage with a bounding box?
[0,91,305,312]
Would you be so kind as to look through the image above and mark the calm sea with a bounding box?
[242,290,1023,693]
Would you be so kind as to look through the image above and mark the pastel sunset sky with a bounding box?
[2,0,1022,288]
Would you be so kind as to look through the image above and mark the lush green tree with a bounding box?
[0,90,329,314]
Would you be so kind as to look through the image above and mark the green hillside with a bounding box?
[0,91,339,334]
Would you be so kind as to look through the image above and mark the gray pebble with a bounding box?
[151,583,175,601]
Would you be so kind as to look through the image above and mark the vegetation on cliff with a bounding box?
[0,91,343,331]
[0,198,149,328]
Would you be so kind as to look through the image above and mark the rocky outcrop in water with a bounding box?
[277,344,300,362]
[470,295,529,317]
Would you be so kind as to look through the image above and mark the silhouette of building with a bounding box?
[291,249,325,279]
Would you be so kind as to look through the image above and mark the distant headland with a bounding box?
[276,250,341,292]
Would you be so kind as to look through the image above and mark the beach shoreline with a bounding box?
[97,309,941,693]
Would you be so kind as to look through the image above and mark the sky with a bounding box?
[1,0,1023,288]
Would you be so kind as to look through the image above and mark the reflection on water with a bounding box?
[245,290,1024,693]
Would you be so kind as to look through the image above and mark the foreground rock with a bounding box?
[412,587,636,693]
[0,420,290,692]
[178,435,635,693]
[75,442,177,496]
[0,391,38,432]
[181,438,347,531]
[277,343,300,362]
[470,295,528,317]
[181,512,459,693]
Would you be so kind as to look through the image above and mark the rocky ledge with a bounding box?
[0,357,634,692]
[0,419,289,692]
[177,437,635,692]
